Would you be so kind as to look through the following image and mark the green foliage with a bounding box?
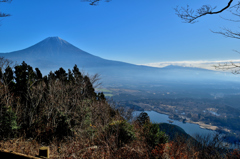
[3,66,14,85]
[72,64,83,80]
[35,68,42,79]
[158,123,191,141]
[143,122,168,148]
[0,106,19,138]
[55,112,72,138]
[82,107,92,128]
[83,76,96,98]
[55,67,67,81]
[137,112,150,126]
[97,92,106,101]
[106,120,135,147]
[136,112,168,148]
[3,66,15,90]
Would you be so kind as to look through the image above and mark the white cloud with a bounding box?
[140,60,240,71]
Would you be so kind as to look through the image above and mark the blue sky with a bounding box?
[0,0,240,65]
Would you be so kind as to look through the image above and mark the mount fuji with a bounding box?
[0,37,236,85]
[1,37,134,68]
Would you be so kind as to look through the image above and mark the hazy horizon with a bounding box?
[1,36,240,72]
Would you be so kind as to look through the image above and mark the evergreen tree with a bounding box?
[137,112,150,126]
[137,112,168,148]
[55,67,67,81]
[35,68,42,80]
[83,76,96,98]
[72,64,83,82]
[67,69,74,83]
[0,68,2,80]
[47,71,55,81]
[143,123,168,148]
[0,106,18,138]
[26,65,37,86]
[97,92,106,101]
[3,66,13,84]
[3,66,15,90]
[14,61,28,96]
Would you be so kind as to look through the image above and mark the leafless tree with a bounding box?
[175,1,234,24]
[175,0,240,73]
[13,68,117,140]
[0,58,16,109]
[0,56,16,72]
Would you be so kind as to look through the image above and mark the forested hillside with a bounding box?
[0,58,239,158]
[0,58,110,139]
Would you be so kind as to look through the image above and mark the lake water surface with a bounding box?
[134,111,216,138]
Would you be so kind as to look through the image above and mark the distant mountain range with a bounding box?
[1,37,133,69]
[0,37,238,85]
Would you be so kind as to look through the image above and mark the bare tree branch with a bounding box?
[81,0,111,6]
[0,57,16,72]
[219,15,240,22]
[175,0,234,23]
[0,0,12,2]
[214,62,240,74]
[90,73,102,88]
[0,0,12,18]
[211,28,240,39]
[0,12,10,17]
[176,1,240,74]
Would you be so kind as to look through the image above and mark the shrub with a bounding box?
[136,112,150,126]
[143,122,168,148]
[106,120,135,147]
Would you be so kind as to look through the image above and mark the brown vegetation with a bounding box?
[0,59,240,158]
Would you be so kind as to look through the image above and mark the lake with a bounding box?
[134,111,216,138]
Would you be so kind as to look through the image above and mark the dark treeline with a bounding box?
[0,59,110,141]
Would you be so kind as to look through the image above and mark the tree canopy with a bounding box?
[0,59,108,139]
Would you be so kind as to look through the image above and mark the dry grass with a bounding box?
[1,125,240,158]
[0,123,149,158]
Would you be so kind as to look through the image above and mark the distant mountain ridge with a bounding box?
[0,37,236,85]
[3,37,140,67]
[162,65,214,72]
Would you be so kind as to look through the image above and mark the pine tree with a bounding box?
[35,68,42,80]
[55,67,67,81]
[83,76,96,98]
